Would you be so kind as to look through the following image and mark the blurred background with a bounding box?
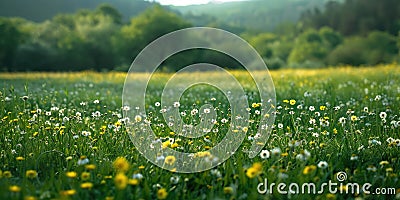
[0,0,399,71]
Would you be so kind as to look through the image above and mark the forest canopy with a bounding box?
[0,0,399,71]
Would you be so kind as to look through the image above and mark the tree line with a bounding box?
[0,0,399,71]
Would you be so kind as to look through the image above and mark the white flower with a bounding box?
[155,102,161,107]
[203,108,210,114]
[80,102,86,106]
[277,123,283,129]
[309,106,315,111]
[93,99,100,104]
[260,150,270,159]
[135,115,142,122]
[132,173,143,179]
[366,166,377,172]
[350,155,358,161]
[221,118,228,123]
[91,111,101,117]
[173,102,180,108]
[82,131,91,137]
[270,147,281,156]
[156,155,165,162]
[296,149,311,161]
[338,117,346,124]
[50,106,59,111]
[317,161,328,169]
[379,112,387,119]
[191,109,198,115]
[63,117,69,122]
[297,104,303,109]
[77,158,89,165]
[368,139,381,145]
[210,169,221,178]
[386,137,395,144]
[170,176,180,184]
[278,172,289,179]
[122,106,130,111]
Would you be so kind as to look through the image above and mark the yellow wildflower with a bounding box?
[114,173,128,190]
[157,188,168,199]
[80,182,93,189]
[113,157,130,172]
[66,171,77,178]
[85,164,96,170]
[9,185,21,192]
[165,155,176,165]
[81,172,90,180]
[303,165,317,175]
[128,179,139,186]
[25,170,37,179]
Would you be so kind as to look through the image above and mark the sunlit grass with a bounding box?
[0,64,399,200]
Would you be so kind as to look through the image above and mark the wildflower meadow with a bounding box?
[0,65,399,200]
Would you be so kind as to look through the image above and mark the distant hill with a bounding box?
[0,0,341,32]
[171,0,341,32]
[0,0,156,22]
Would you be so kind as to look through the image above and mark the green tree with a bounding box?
[288,29,325,67]
[95,3,123,24]
[302,0,400,36]
[327,31,397,66]
[0,17,25,67]
[117,5,191,68]
[249,33,277,58]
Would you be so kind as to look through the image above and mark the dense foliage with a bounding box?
[0,0,399,71]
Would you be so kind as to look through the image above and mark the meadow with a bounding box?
[0,65,399,200]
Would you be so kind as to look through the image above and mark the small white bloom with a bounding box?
[135,115,142,122]
[82,131,91,137]
[173,102,180,108]
[132,173,143,179]
[170,176,180,184]
[260,150,270,159]
[270,147,281,156]
[317,161,328,169]
[77,158,89,165]
[379,112,387,119]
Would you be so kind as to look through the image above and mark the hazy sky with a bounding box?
[149,0,246,6]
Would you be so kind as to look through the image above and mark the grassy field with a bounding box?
[0,65,399,200]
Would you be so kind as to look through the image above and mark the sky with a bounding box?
[149,0,247,6]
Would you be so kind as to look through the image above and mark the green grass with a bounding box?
[0,65,399,200]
